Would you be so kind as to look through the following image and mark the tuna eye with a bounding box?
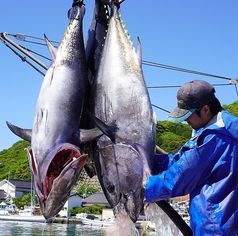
[107,184,115,193]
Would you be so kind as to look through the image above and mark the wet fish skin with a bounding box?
[29,3,88,219]
[90,2,156,222]
[7,3,89,219]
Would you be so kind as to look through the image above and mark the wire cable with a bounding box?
[148,83,234,89]
[1,38,45,76]
[1,32,237,113]
[142,60,231,81]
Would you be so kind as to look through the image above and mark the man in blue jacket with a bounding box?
[145,80,238,235]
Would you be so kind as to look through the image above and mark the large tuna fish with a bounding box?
[6,1,105,219]
[89,4,192,235]
[89,0,156,223]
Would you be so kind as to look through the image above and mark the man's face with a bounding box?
[185,105,211,130]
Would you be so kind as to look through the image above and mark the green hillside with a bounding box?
[0,140,30,180]
[223,100,238,117]
[0,100,237,181]
[156,121,192,153]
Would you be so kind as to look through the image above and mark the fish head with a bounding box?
[27,144,87,219]
[97,143,146,222]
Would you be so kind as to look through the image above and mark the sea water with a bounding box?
[0,221,104,236]
[0,203,184,236]
[0,221,157,236]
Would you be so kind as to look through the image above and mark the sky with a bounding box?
[0,0,238,151]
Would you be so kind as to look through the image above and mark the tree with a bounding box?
[77,183,97,198]
[223,100,238,117]
[14,192,37,209]
[156,120,192,153]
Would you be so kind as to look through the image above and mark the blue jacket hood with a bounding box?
[213,110,238,142]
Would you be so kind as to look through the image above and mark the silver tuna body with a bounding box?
[90,3,156,222]
[27,4,87,219]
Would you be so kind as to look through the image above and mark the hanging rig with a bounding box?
[1,31,238,112]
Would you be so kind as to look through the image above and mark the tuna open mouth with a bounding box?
[27,144,86,203]
[44,147,81,199]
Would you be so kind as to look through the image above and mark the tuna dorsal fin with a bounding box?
[6,121,32,143]
[44,34,57,61]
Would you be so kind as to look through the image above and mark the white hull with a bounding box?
[78,216,143,229]
[78,217,114,227]
[0,214,52,223]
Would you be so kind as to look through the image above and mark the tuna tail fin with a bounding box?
[72,0,84,7]
[6,121,32,143]
[85,0,110,85]
[87,109,118,143]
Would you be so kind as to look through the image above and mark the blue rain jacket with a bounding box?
[145,110,238,235]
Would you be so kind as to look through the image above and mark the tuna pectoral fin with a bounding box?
[6,121,32,142]
[78,127,104,144]
[84,163,97,178]
[87,109,118,142]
